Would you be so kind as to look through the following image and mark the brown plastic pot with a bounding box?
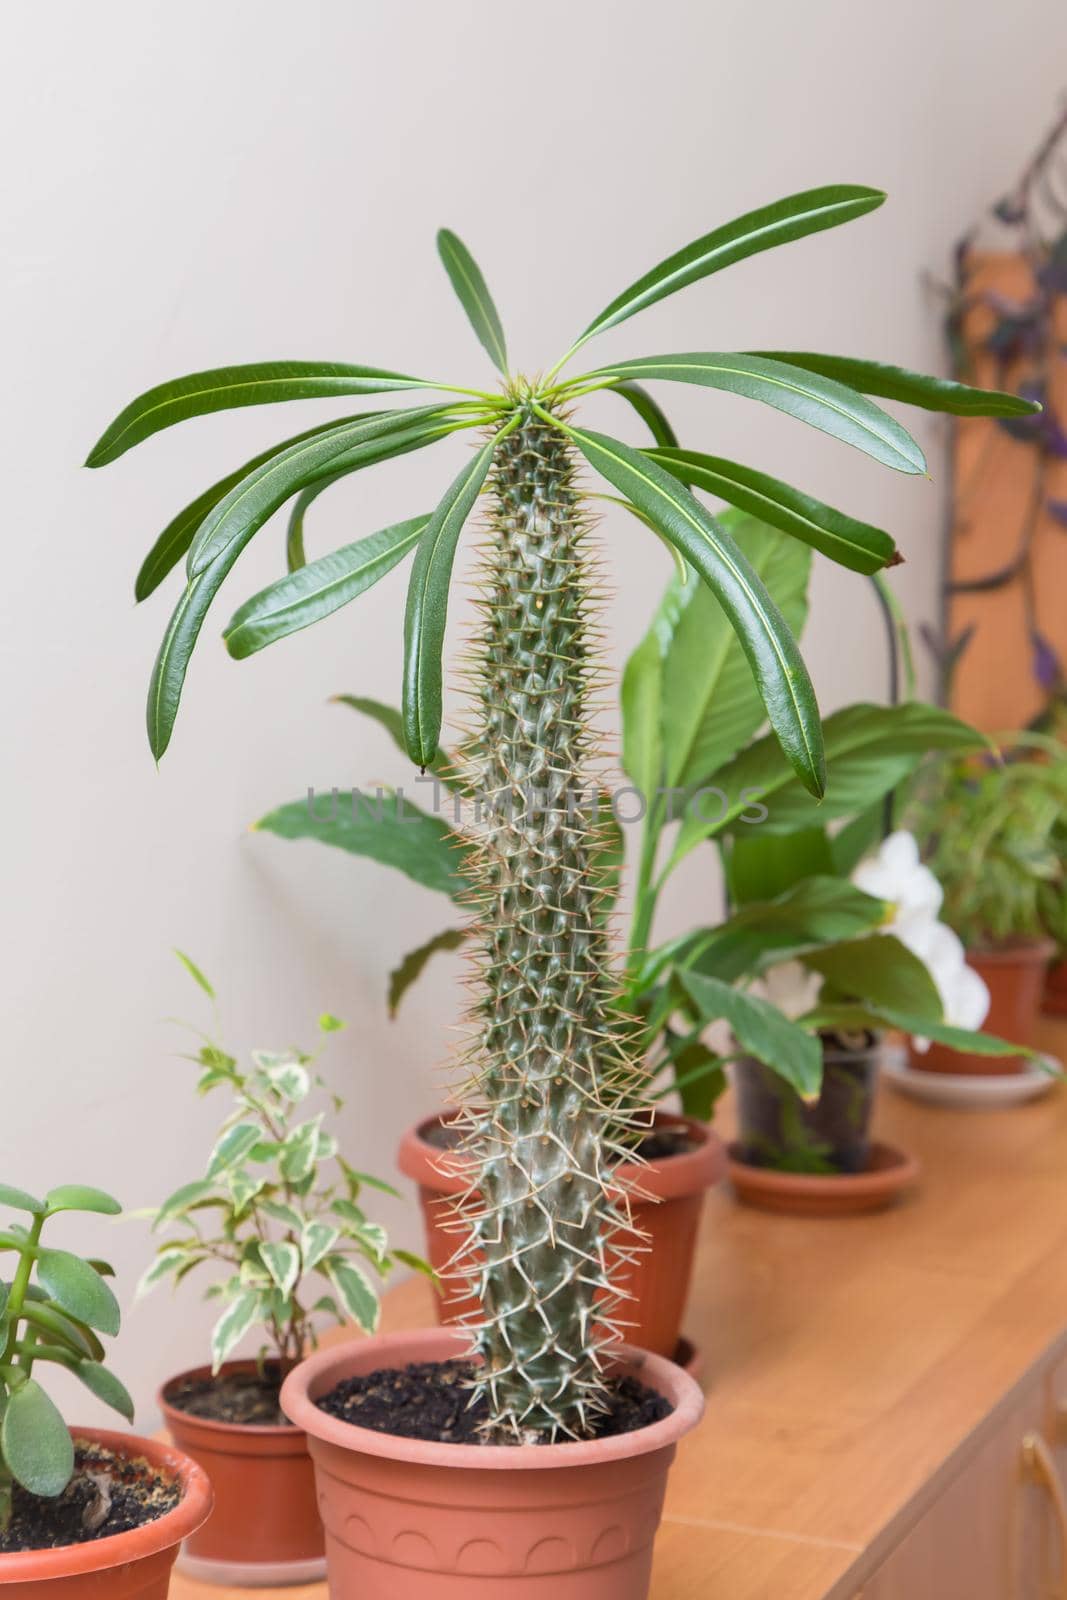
[1043,956,1067,1018]
[397,1111,724,1360]
[910,940,1056,1076]
[0,1426,212,1597]
[159,1360,324,1586]
[281,1326,703,1600]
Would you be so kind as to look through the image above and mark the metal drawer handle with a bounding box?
[1022,1431,1067,1600]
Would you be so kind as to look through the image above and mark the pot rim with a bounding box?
[966,937,1058,964]
[158,1357,305,1441]
[0,1426,213,1581]
[397,1109,723,1203]
[280,1327,704,1472]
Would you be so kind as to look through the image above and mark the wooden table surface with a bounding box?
[172,1018,1067,1600]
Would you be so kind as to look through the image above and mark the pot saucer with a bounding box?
[726,1141,919,1217]
[177,1550,327,1586]
[881,1047,1061,1109]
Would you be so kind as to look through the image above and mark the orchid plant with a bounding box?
[91,186,1032,1440]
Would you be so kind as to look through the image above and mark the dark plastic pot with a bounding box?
[734,1041,880,1175]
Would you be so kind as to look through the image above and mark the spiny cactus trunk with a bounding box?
[458,403,639,1442]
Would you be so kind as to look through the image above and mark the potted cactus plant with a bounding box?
[0,1184,212,1596]
[142,956,414,1586]
[89,186,1033,1597]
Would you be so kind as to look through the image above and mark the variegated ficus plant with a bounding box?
[89,186,1034,1441]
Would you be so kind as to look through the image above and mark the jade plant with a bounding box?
[140,956,415,1374]
[0,1184,131,1529]
[90,186,1033,1440]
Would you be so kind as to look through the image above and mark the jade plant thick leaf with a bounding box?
[0,1184,130,1529]
[90,185,1034,1441]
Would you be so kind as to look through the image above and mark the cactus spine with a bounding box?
[455,400,641,1442]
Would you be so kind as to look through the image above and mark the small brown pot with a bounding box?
[0,1427,212,1598]
[159,1360,324,1587]
[280,1327,703,1600]
[910,940,1056,1076]
[1043,956,1067,1018]
[397,1111,724,1360]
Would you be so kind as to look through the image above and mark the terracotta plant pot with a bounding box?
[1042,955,1067,1018]
[280,1327,703,1600]
[0,1426,212,1598]
[733,1041,880,1175]
[159,1360,324,1586]
[397,1110,724,1359]
[910,940,1056,1076]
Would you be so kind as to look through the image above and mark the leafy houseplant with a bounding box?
[0,1184,211,1587]
[144,956,412,1584]
[90,186,1032,1597]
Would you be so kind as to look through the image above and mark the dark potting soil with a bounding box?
[164,1367,290,1427]
[423,1118,695,1164]
[316,1358,672,1445]
[0,1440,180,1554]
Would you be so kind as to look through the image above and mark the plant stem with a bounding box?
[0,1215,44,1372]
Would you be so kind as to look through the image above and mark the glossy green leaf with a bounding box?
[36,1250,120,1336]
[402,439,496,766]
[210,1288,259,1373]
[574,185,885,347]
[608,382,679,447]
[87,362,429,466]
[802,934,943,1021]
[748,352,1043,418]
[0,1184,45,1215]
[388,927,468,1016]
[437,229,508,373]
[134,417,375,601]
[259,1241,300,1300]
[72,1362,135,1423]
[725,827,835,905]
[572,427,825,797]
[645,447,897,574]
[301,1221,339,1274]
[332,695,462,789]
[44,1186,121,1217]
[585,355,925,474]
[254,790,472,899]
[670,702,985,865]
[327,1258,380,1333]
[806,1003,1042,1060]
[284,471,349,573]
[224,514,427,659]
[20,1301,98,1357]
[679,971,822,1098]
[207,1122,261,1179]
[2,1379,74,1497]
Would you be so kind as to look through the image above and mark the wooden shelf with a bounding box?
[171,1017,1067,1599]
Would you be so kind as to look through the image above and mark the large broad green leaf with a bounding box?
[670,702,985,865]
[608,382,679,447]
[645,447,897,574]
[585,355,925,474]
[437,229,508,373]
[628,517,811,793]
[255,791,473,899]
[402,440,496,766]
[1,1379,74,1496]
[134,416,379,601]
[748,352,1042,418]
[223,514,427,658]
[573,185,885,348]
[679,971,822,1097]
[573,428,825,797]
[801,934,943,1021]
[806,1004,1046,1062]
[725,828,834,905]
[388,927,469,1016]
[86,362,429,466]
[36,1250,120,1336]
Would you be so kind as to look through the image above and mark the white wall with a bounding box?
[3,0,1065,1424]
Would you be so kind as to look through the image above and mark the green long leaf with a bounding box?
[805,1003,1043,1060]
[332,695,462,789]
[679,971,822,1098]
[285,468,355,573]
[402,439,496,766]
[255,791,473,899]
[584,355,925,474]
[87,361,429,466]
[134,416,378,601]
[748,352,1043,418]
[574,185,885,348]
[645,447,897,575]
[437,229,508,373]
[571,427,825,797]
[224,515,428,658]
[608,382,679,447]
[2,1379,74,1497]
[388,927,468,1016]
